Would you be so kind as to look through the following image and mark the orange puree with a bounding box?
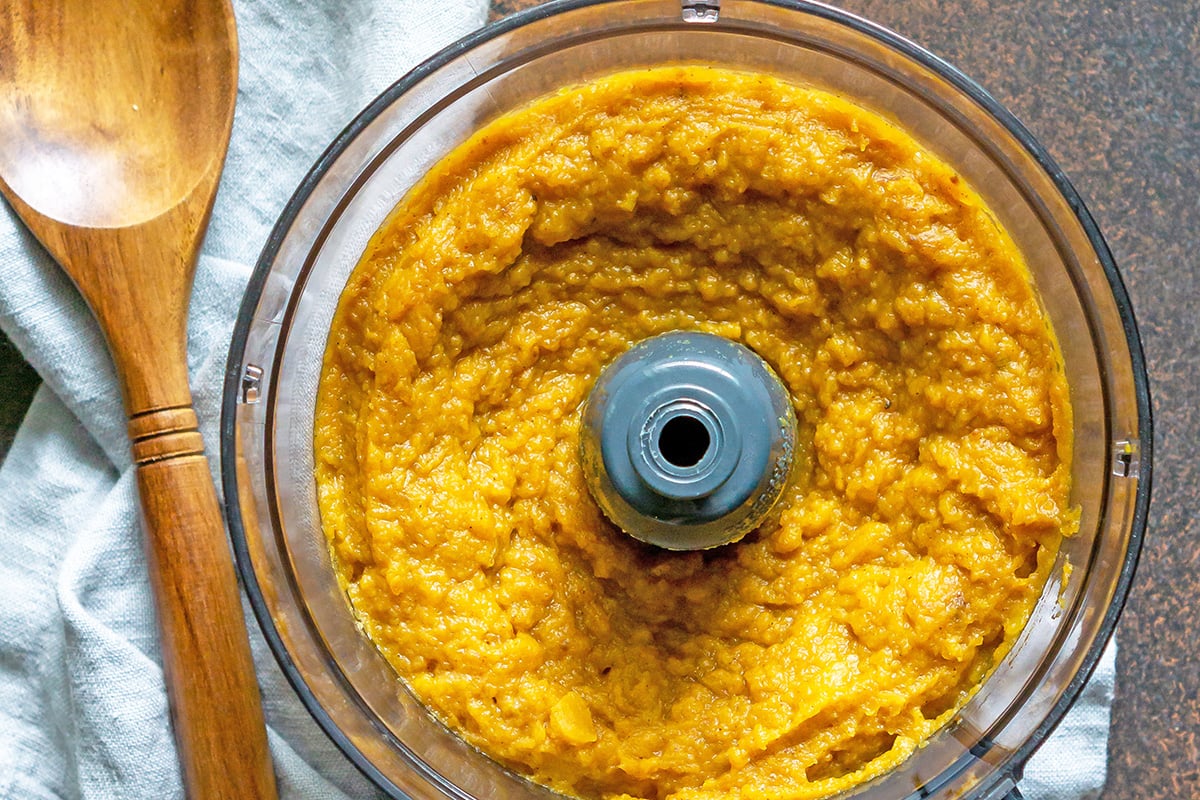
[314,66,1076,800]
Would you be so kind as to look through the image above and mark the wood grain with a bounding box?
[0,1,277,797]
[138,452,276,799]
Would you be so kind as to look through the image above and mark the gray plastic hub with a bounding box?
[580,331,797,550]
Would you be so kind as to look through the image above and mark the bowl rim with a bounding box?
[220,0,1154,796]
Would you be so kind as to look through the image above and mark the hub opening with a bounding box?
[657,414,711,468]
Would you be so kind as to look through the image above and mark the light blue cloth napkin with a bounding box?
[0,1,1114,797]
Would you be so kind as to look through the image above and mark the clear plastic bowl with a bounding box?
[220,2,1152,798]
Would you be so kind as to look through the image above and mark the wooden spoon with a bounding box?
[0,2,277,798]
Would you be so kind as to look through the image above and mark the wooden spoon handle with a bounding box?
[131,406,277,800]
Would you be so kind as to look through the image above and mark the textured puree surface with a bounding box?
[314,67,1076,800]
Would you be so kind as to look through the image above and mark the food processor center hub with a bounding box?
[580,331,797,550]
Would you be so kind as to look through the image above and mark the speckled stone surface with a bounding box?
[2,0,1195,796]
[0,331,38,456]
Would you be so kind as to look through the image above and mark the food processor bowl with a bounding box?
[220,2,1152,798]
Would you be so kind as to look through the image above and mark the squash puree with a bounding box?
[314,67,1076,800]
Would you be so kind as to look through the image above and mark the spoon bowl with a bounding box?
[0,2,234,228]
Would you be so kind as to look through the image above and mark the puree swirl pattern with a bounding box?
[314,67,1076,800]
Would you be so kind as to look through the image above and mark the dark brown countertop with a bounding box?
[3,0,1195,796]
